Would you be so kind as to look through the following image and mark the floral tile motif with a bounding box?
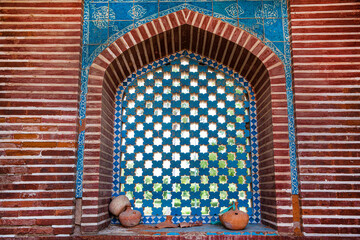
[110,2,135,20]
[213,1,238,18]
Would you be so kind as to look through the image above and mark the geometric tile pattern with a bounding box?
[112,52,261,224]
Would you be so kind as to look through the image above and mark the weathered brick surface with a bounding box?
[1,0,360,238]
[289,0,360,237]
[0,0,83,237]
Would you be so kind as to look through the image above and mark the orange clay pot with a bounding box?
[119,206,141,227]
[219,202,249,230]
[155,215,178,229]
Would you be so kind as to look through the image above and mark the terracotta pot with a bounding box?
[109,195,131,216]
[219,202,249,230]
[119,206,141,227]
[155,215,178,229]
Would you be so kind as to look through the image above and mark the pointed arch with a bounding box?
[80,9,293,234]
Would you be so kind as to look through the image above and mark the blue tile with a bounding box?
[110,2,134,21]
[284,41,291,64]
[109,0,133,2]
[238,1,262,19]
[187,2,212,15]
[88,21,109,44]
[238,18,264,40]
[207,232,219,235]
[109,20,134,38]
[271,41,285,54]
[159,2,184,16]
[81,45,89,64]
[87,44,101,58]
[133,2,159,20]
[280,0,288,19]
[213,1,237,18]
[283,18,290,41]
[262,1,282,19]
[89,2,108,21]
[264,18,284,42]
[187,0,211,2]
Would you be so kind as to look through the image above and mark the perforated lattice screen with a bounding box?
[115,57,255,223]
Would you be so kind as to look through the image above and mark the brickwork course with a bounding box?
[0,0,359,239]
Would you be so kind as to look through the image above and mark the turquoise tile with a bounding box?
[262,1,281,19]
[88,20,109,44]
[284,41,291,64]
[159,2,184,16]
[214,1,237,18]
[89,2,108,21]
[159,0,185,2]
[238,18,264,40]
[187,0,211,2]
[271,41,285,55]
[110,2,134,20]
[238,1,262,19]
[109,20,134,38]
[187,2,212,15]
[87,44,101,59]
[133,2,159,20]
[264,18,284,42]
[109,0,133,2]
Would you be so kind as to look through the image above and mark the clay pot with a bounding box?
[119,206,141,227]
[109,195,131,216]
[155,216,178,229]
[219,202,249,230]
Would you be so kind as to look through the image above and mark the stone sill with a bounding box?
[90,223,277,238]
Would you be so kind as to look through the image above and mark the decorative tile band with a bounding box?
[81,2,289,69]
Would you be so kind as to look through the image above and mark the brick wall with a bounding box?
[0,0,83,237]
[289,0,360,237]
[1,0,359,238]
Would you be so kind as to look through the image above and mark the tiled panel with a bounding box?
[81,0,290,68]
[111,51,261,225]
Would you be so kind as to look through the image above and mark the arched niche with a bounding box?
[80,9,293,234]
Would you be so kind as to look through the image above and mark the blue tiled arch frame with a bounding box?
[76,6,299,203]
[81,1,291,69]
[111,51,261,224]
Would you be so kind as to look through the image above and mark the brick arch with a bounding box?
[81,9,293,234]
